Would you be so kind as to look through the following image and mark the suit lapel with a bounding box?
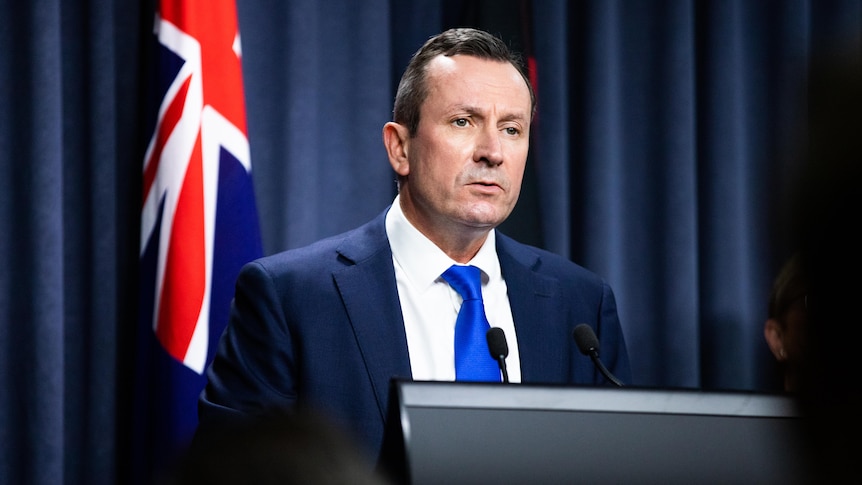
[327,214,572,412]
[332,210,411,418]
[497,235,569,383]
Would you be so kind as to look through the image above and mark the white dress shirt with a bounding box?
[385,195,521,382]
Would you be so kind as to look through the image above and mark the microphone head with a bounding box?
[486,327,509,359]
[573,324,600,356]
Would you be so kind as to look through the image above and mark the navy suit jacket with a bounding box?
[198,208,631,461]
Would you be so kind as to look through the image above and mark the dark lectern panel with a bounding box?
[384,381,808,485]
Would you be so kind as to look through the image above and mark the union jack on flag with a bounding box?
[134,0,262,479]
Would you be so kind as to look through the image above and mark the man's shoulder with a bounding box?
[496,233,604,285]
[254,209,390,270]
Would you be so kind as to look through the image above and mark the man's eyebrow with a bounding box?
[451,105,528,121]
[498,112,528,122]
[450,104,482,116]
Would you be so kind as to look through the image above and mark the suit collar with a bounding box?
[332,208,412,419]
[497,234,568,382]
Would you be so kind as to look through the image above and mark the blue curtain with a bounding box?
[2,0,860,483]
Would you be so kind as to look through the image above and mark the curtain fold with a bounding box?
[2,1,861,483]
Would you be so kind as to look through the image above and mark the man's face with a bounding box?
[397,54,532,240]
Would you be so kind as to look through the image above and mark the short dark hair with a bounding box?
[392,28,536,136]
[767,253,807,321]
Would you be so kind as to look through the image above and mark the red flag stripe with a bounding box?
[142,75,193,206]
[154,129,206,361]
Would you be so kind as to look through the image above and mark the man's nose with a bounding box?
[473,126,504,166]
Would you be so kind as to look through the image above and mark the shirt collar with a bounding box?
[386,194,500,290]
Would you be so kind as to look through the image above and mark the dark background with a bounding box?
[2,0,859,483]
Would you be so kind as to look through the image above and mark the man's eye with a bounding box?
[453,118,468,127]
[505,127,519,135]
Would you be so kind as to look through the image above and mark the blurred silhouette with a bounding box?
[763,253,808,391]
[788,47,862,481]
[163,407,390,485]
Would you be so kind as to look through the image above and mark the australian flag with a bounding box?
[134,0,262,481]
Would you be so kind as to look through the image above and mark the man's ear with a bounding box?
[764,319,786,361]
[383,122,410,176]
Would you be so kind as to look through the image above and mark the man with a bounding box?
[198,27,631,465]
[763,253,807,391]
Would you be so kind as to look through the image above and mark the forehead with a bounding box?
[423,54,532,116]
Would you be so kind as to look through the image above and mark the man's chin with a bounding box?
[459,205,511,229]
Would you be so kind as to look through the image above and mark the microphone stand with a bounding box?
[587,350,624,387]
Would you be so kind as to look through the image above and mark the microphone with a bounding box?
[573,324,624,387]
[486,327,510,383]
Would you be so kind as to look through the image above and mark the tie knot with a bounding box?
[442,264,483,301]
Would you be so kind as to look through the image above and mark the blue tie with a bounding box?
[441,265,501,382]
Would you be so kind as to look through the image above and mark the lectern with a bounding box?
[379,380,809,484]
